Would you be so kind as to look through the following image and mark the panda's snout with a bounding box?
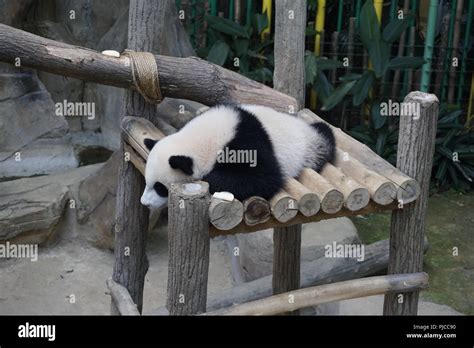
[140,186,168,209]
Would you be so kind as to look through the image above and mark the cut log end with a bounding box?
[320,189,344,214]
[209,198,244,231]
[373,182,397,205]
[243,196,271,226]
[345,187,370,211]
[397,179,420,204]
[270,192,299,223]
[297,192,321,217]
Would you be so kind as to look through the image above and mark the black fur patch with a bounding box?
[144,138,157,151]
[311,122,336,164]
[169,155,194,175]
[154,182,168,197]
[203,106,284,201]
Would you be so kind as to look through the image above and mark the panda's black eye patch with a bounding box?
[154,182,168,197]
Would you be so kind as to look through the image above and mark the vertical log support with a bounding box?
[112,0,171,314]
[383,92,439,315]
[272,0,306,314]
[167,181,211,315]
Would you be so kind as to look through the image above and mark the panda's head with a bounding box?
[140,136,195,209]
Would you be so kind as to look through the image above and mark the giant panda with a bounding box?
[140,104,335,209]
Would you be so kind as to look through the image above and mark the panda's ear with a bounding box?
[169,155,194,176]
[144,138,158,151]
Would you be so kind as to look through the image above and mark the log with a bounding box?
[320,163,370,211]
[112,0,165,315]
[209,197,244,230]
[122,116,166,159]
[206,273,429,315]
[270,190,299,223]
[334,149,396,205]
[284,178,320,216]
[0,23,296,112]
[199,238,429,312]
[383,92,438,315]
[272,0,307,315]
[242,196,271,226]
[210,201,397,236]
[299,109,420,204]
[167,181,210,315]
[123,143,146,176]
[298,168,344,214]
[106,278,140,316]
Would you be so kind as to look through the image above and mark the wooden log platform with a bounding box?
[120,109,420,236]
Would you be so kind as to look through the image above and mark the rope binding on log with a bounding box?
[122,49,163,103]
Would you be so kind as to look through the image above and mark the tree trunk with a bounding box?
[272,0,306,315]
[383,92,438,315]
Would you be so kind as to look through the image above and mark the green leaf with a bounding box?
[305,52,318,85]
[359,0,381,47]
[371,101,387,130]
[253,12,269,35]
[348,130,375,145]
[453,162,473,182]
[447,165,459,187]
[435,160,448,180]
[436,146,454,159]
[439,109,463,124]
[352,71,375,106]
[367,40,390,77]
[313,70,333,103]
[375,131,388,155]
[382,15,414,43]
[322,80,357,111]
[233,39,249,57]
[207,40,230,66]
[315,57,343,70]
[387,57,425,70]
[206,15,249,38]
[339,73,363,81]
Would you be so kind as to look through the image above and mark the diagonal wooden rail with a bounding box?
[0,24,296,112]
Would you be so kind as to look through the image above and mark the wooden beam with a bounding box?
[334,149,397,205]
[320,163,370,211]
[242,196,271,226]
[202,238,429,312]
[206,273,429,315]
[0,23,296,112]
[383,92,438,315]
[284,178,321,217]
[210,201,398,236]
[209,197,244,231]
[106,278,140,316]
[270,191,299,223]
[272,0,307,315]
[167,181,210,315]
[299,109,420,204]
[298,168,344,214]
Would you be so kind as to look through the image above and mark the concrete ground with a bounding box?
[0,224,233,315]
[0,215,464,315]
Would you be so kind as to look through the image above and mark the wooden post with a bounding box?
[383,92,439,315]
[272,0,306,315]
[111,0,173,315]
[167,181,210,315]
